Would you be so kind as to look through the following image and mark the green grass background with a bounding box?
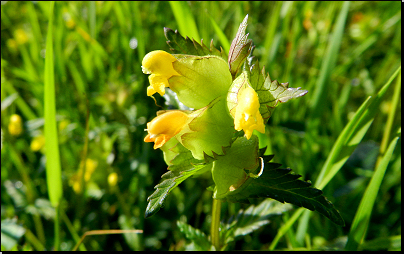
[1,1,401,251]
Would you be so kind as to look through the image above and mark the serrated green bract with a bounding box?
[211,136,260,199]
[165,27,227,60]
[247,60,308,122]
[222,155,345,226]
[179,97,235,160]
[170,55,232,109]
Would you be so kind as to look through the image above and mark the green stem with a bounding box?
[210,198,222,250]
[61,209,87,251]
[32,213,46,246]
[24,228,45,251]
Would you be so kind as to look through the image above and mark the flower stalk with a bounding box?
[210,198,222,250]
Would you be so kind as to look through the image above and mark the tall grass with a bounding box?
[1,1,401,251]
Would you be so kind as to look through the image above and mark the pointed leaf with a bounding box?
[223,158,345,226]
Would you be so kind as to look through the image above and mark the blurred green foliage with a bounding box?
[1,1,401,251]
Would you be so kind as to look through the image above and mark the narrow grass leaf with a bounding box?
[345,132,400,250]
[208,15,230,54]
[44,1,62,208]
[169,1,200,42]
[309,1,350,118]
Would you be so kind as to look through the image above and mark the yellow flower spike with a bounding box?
[142,50,180,96]
[234,86,265,139]
[144,110,189,149]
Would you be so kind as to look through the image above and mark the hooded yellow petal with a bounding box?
[234,86,265,139]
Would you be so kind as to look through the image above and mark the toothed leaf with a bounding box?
[247,59,308,122]
[222,157,345,226]
[164,27,226,60]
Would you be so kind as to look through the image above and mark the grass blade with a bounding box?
[44,1,62,208]
[345,130,400,250]
[208,15,230,54]
[309,1,350,119]
[169,1,200,42]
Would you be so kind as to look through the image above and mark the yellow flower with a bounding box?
[144,110,189,149]
[31,135,45,152]
[141,50,180,96]
[69,158,98,193]
[234,86,265,139]
[14,28,28,45]
[108,172,118,187]
[8,114,23,136]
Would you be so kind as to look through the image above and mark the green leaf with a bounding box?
[220,199,292,246]
[223,156,345,226]
[145,142,212,218]
[176,221,213,251]
[164,27,226,60]
[170,56,232,109]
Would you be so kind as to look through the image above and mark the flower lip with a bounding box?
[144,110,189,149]
[141,65,151,74]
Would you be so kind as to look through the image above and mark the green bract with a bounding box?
[170,55,232,109]
[142,15,344,228]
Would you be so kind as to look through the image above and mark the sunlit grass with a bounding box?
[1,1,401,251]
